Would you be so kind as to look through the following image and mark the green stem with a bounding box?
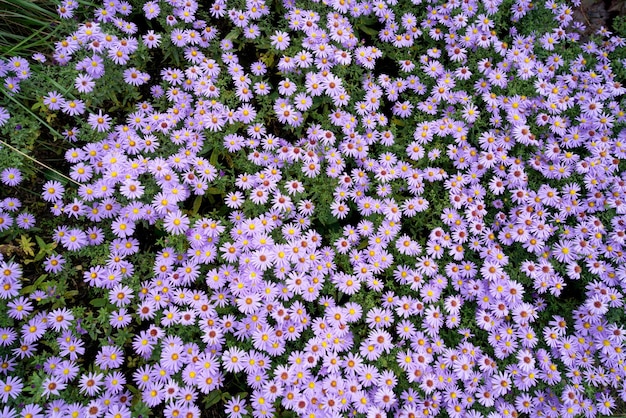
[0,138,81,187]
[3,90,63,138]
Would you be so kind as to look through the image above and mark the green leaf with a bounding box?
[207,187,223,195]
[31,249,47,263]
[90,298,107,307]
[20,235,35,257]
[191,196,203,215]
[35,235,46,249]
[20,274,47,295]
[392,118,405,127]
[210,149,219,166]
[204,390,222,408]
[260,52,275,68]
[358,25,379,36]
[225,29,240,41]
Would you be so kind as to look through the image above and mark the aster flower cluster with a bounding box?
[0,168,36,232]
[1,0,626,416]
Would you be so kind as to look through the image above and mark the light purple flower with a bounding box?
[88,111,112,132]
[0,168,22,186]
[163,210,190,235]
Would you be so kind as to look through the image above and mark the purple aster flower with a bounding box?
[250,61,266,76]
[123,67,149,86]
[1,197,20,212]
[163,210,190,235]
[104,403,131,418]
[61,99,86,116]
[96,345,124,370]
[60,228,88,251]
[110,308,132,328]
[7,296,32,320]
[111,217,135,238]
[22,316,48,343]
[0,168,22,186]
[0,328,17,347]
[44,254,65,273]
[0,106,9,127]
[54,359,79,383]
[16,212,35,229]
[42,376,66,398]
[1,260,21,282]
[108,284,134,308]
[270,30,290,50]
[75,73,95,93]
[63,127,80,142]
[88,111,112,133]
[58,336,84,361]
[224,395,246,418]
[32,52,46,63]
[0,376,22,402]
[4,77,20,94]
[143,1,160,19]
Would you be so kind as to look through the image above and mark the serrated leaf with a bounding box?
[20,235,35,257]
[260,52,275,68]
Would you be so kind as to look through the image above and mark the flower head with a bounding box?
[0,168,22,186]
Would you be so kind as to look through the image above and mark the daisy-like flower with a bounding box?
[142,30,161,48]
[123,67,150,86]
[551,239,576,263]
[42,376,66,398]
[43,91,64,110]
[163,210,190,235]
[109,284,134,307]
[44,254,65,273]
[0,107,9,127]
[143,1,160,19]
[75,73,95,93]
[15,212,35,229]
[120,179,144,199]
[60,228,88,251]
[395,235,421,255]
[270,30,290,50]
[61,99,86,116]
[96,345,124,369]
[1,168,22,186]
[0,376,22,402]
[79,372,103,397]
[7,296,32,320]
[110,308,132,328]
[88,111,112,132]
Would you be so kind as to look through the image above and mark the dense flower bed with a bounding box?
[1,0,626,417]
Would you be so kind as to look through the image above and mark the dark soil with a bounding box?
[573,0,626,40]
